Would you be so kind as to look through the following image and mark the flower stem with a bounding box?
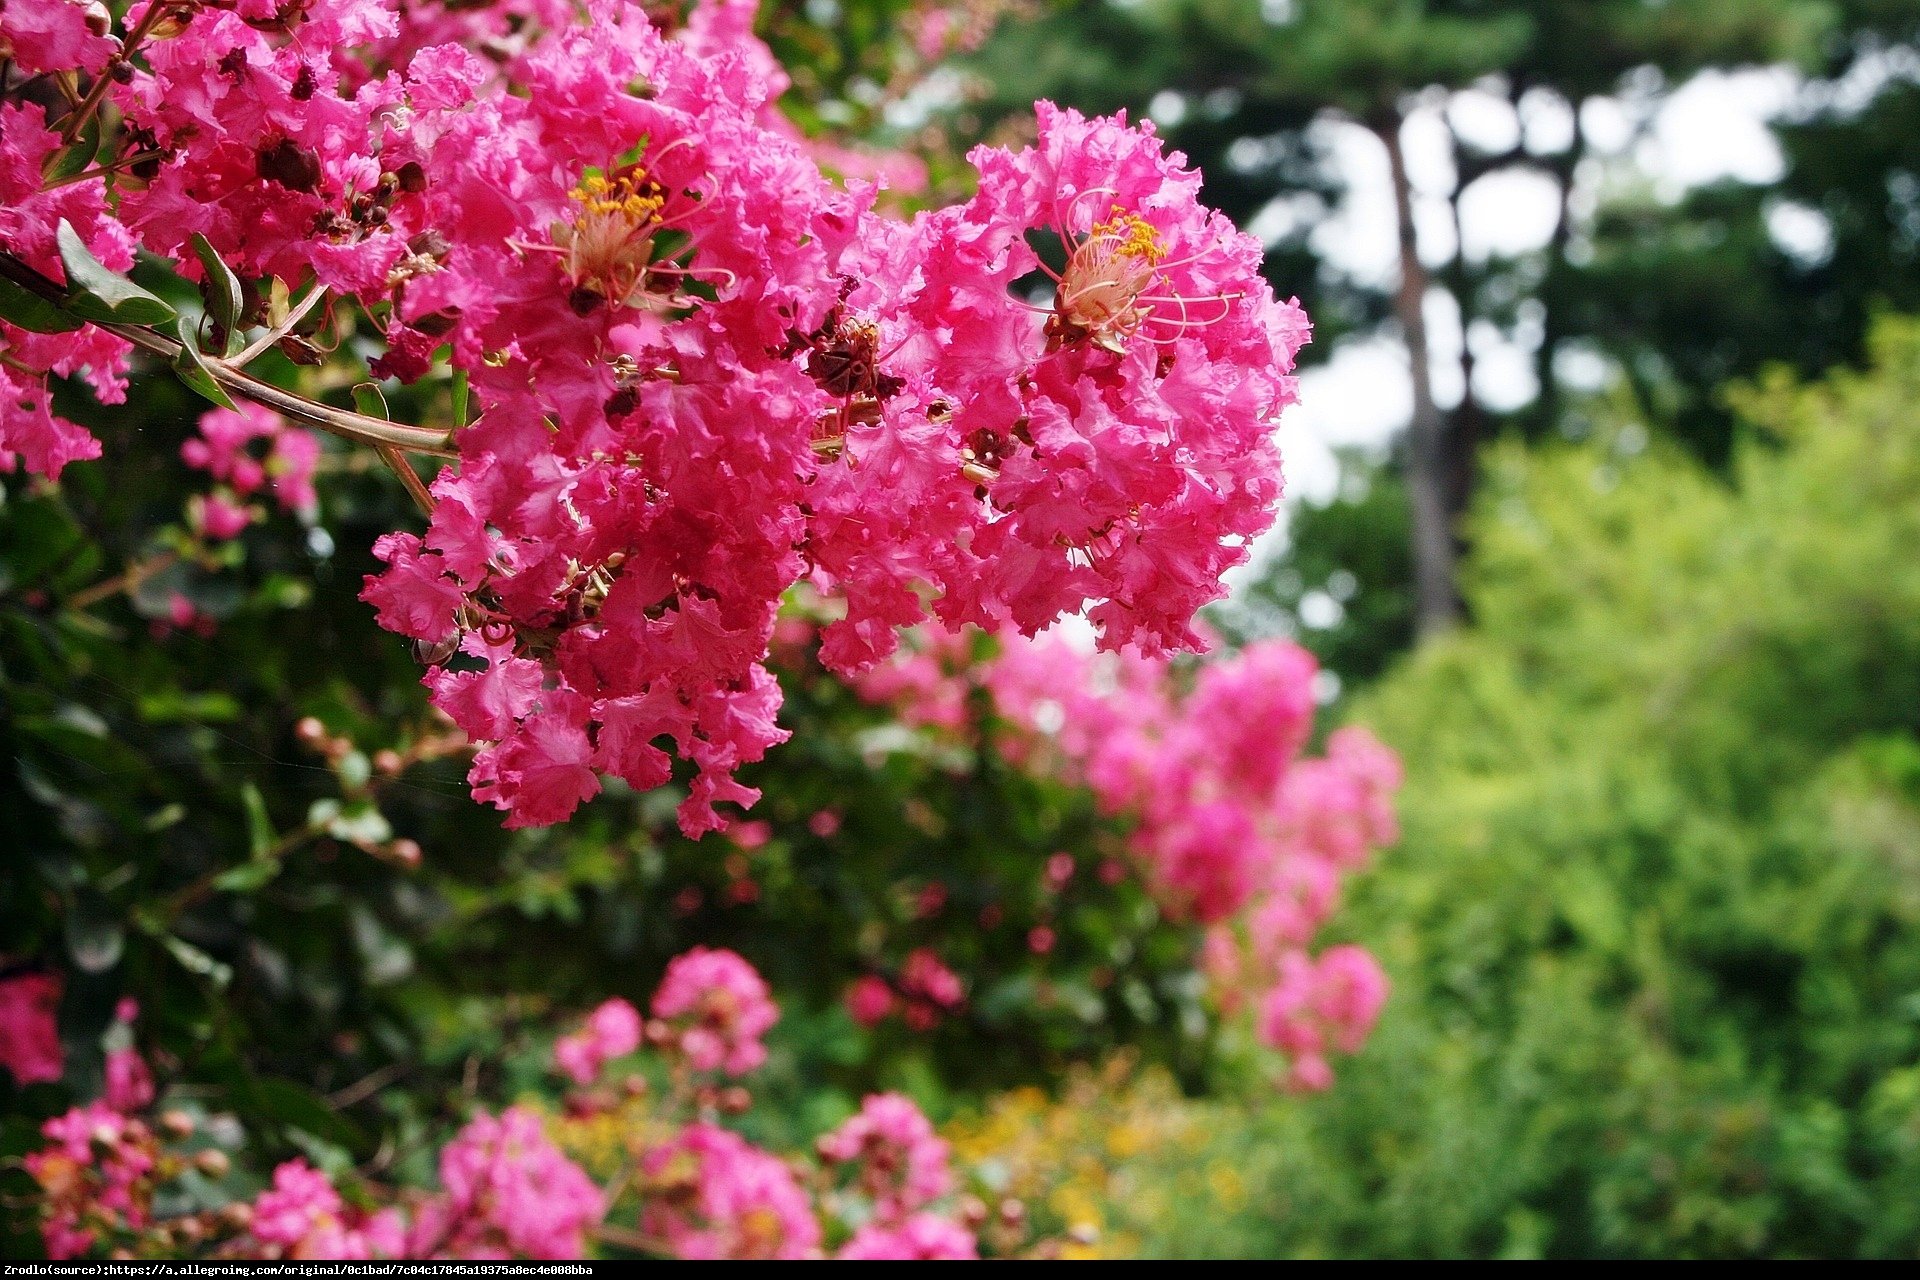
[0,252,458,457]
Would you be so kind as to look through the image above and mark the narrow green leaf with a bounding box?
[211,859,280,894]
[190,233,246,355]
[0,273,82,333]
[173,317,238,410]
[57,221,177,327]
[451,367,470,428]
[241,782,274,861]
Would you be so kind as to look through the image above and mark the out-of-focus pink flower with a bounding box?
[837,1212,978,1260]
[845,976,895,1027]
[181,405,317,517]
[900,949,963,1010]
[250,1159,405,1260]
[196,493,255,541]
[0,971,63,1086]
[25,1102,158,1258]
[422,1107,603,1259]
[641,1123,820,1260]
[818,1093,952,1223]
[1258,946,1389,1092]
[651,948,779,1077]
[103,1050,153,1113]
[553,998,643,1086]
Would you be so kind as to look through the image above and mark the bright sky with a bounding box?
[1217,67,1805,599]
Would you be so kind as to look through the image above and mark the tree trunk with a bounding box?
[1442,133,1483,536]
[1376,113,1461,636]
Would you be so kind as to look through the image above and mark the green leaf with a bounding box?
[241,783,274,861]
[190,233,246,355]
[452,367,470,428]
[351,382,390,420]
[56,220,176,327]
[247,1078,370,1157]
[0,273,82,333]
[173,317,238,410]
[41,116,100,184]
[210,859,280,894]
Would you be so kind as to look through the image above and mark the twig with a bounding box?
[66,549,179,611]
[377,445,436,516]
[57,0,172,142]
[230,279,329,368]
[326,1061,410,1110]
[0,253,457,457]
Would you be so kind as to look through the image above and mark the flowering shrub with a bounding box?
[0,0,1398,1262]
[1,0,1307,841]
[857,626,1398,1087]
[14,948,1029,1260]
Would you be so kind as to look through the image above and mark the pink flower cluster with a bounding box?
[858,627,1401,1087]
[25,953,990,1261]
[181,404,320,541]
[419,1106,606,1259]
[3,0,1304,838]
[26,1101,161,1259]
[846,948,967,1033]
[20,994,166,1258]
[0,970,64,1086]
[839,1212,979,1260]
[0,94,129,478]
[1257,945,1389,1093]
[249,1159,406,1261]
[248,1107,602,1261]
[649,946,778,1077]
[818,1092,954,1224]
[641,1122,820,1260]
[552,997,643,1086]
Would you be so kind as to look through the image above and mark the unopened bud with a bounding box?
[386,838,422,869]
[159,1109,196,1139]
[194,1148,231,1178]
[373,749,404,775]
[295,716,328,748]
[719,1086,751,1115]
